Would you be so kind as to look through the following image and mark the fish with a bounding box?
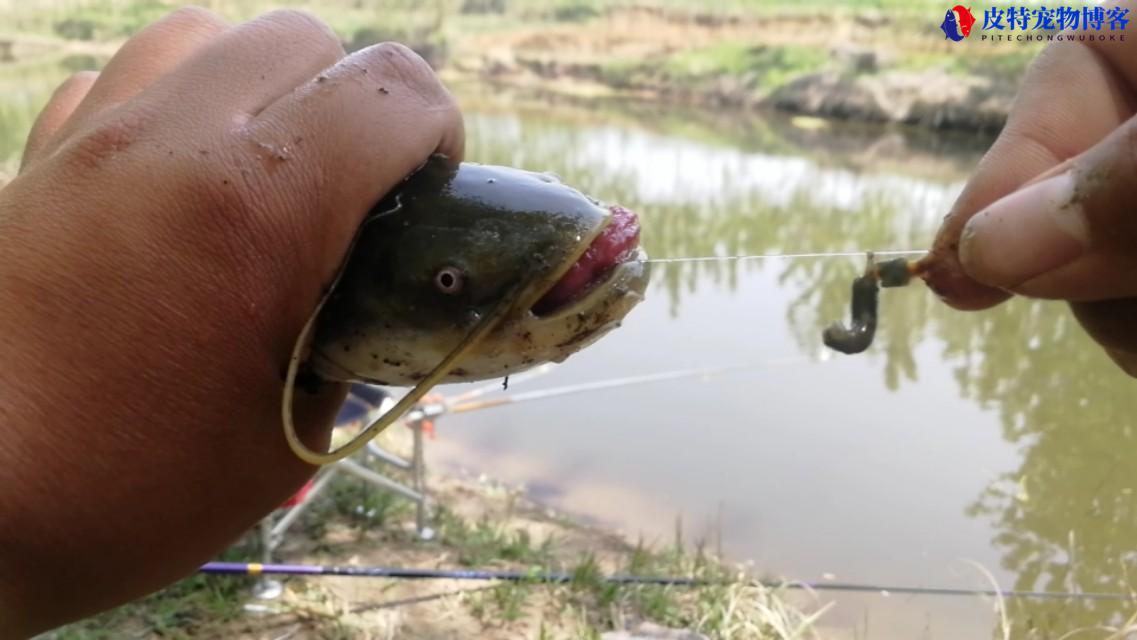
[282,155,650,463]
[953,5,976,37]
[940,9,965,41]
[307,155,650,387]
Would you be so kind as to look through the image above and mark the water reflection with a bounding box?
[464,105,954,390]
[4,60,1137,635]
[460,97,1137,634]
[957,302,1137,631]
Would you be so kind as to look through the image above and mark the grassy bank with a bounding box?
[47,427,827,639]
[0,0,975,37]
[1,0,1042,135]
[445,3,1039,133]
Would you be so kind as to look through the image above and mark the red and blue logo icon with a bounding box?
[940,5,977,40]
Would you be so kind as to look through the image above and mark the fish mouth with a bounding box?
[532,205,642,316]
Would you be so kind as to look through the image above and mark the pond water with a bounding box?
[4,60,1136,638]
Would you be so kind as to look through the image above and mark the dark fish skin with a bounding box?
[307,156,649,386]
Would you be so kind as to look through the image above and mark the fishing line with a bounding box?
[637,249,929,355]
[640,249,927,264]
[444,359,804,414]
[199,562,1135,602]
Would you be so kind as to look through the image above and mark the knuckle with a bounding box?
[260,9,344,60]
[261,7,319,25]
[365,42,450,103]
[1120,116,1137,172]
[374,41,431,74]
[121,6,226,53]
[1105,346,1137,378]
[56,70,98,97]
[1085,118,1137,248]
[59,108,152,173]
[158,5,227,32]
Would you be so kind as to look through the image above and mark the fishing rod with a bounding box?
[395,359,804,420]
[443,360,803,414]
[637,249,929,355]
[199,562,1136,602]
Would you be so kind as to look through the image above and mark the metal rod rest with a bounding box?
[337,458,424,503]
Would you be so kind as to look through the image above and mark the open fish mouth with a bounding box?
[531,205,643,317]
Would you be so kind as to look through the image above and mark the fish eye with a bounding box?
[434,267,465,294]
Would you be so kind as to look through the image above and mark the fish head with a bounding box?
[309,157,650,386]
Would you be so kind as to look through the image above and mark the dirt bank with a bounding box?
[447,6,1022,134]
[54,425,829,639]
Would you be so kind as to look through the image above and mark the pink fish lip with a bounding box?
[532,205,642,316]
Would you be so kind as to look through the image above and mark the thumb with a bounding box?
[959,114,1137,301]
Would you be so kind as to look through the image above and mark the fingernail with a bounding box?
[959,171,1089,288]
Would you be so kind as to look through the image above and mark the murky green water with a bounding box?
[4,60,1136,638]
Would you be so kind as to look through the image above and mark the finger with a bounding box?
[925,39,1137,310]
[241,43,462,434]
[1071,299,1137,377]
[1104,347,1137,377]
[959,113,1137,300]
[163,10,344,120]
[20,71,98,171]
[62,7,229,128]
[1085,0,1137,86]
[245,42,464,269]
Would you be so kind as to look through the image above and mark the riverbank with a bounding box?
[51,425,829,639]
[1,2,1035,137]
[444,5,1029,135]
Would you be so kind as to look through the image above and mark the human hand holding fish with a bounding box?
[0,7,468,636]
[6,3,1137,637]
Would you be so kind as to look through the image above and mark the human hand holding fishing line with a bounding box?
[5,3,1137,638]
[922,0,1137,376]
[0,8,462,636]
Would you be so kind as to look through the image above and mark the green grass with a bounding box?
[45,472,825,638]
[448,516,829,637]
[0,0,970,43]
[539,0,956,23]
[2,0,451,60]
[895,47,1040,80]
[665,42,830,90]
[425,504,828,635]
[512,0,956,20]
[50,543,258,640]
[435,505,556,567]
[465,580,537,623]
[601,42,830,95]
